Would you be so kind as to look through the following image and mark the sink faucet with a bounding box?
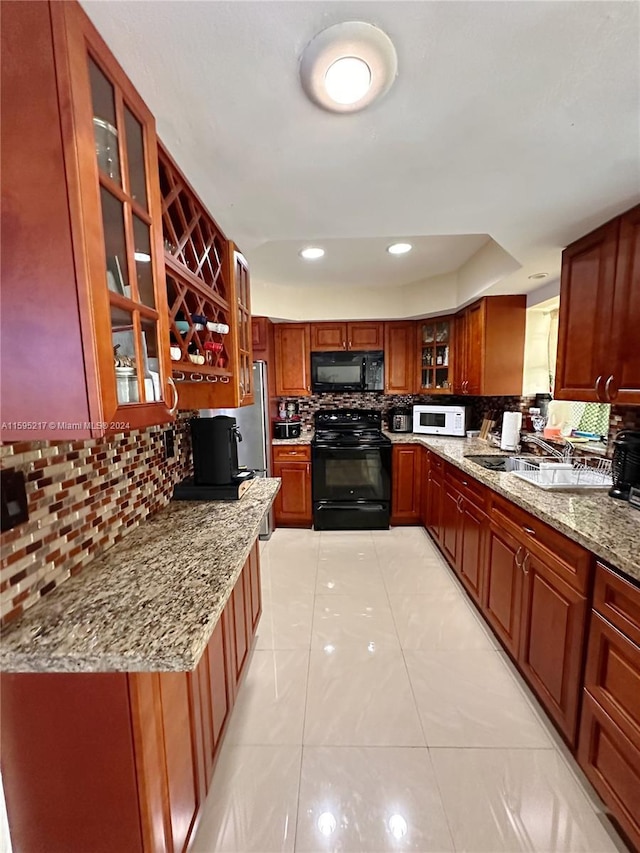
[520,433,574,461]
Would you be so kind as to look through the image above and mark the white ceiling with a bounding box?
[251,234,490,288]
[82,0,640,317]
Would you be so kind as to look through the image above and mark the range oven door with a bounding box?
[312,445,391,503]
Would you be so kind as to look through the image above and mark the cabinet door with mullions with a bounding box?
[53,1,172,432]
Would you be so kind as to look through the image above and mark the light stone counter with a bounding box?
[272,432,313,445]
[0,478,280,673]
[386,433,639,583]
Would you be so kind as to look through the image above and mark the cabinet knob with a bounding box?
[605,374,618,401]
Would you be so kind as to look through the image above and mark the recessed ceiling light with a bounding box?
[324,57,371,105]
[528,272,549,280]
[300,22,398,114]
[300,246,325,260]
[387,242,412,255]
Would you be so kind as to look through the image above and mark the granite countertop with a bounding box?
[0,478,280,673]
[272,431,313,445]
[387,433,639,583]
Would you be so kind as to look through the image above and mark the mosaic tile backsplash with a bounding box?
[279,392,537,432]
[0,413,195,626]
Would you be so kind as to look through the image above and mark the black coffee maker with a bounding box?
[609,430,640,500]
[191,416,242,485]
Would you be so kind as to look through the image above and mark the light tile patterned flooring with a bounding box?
[192,528,628,853]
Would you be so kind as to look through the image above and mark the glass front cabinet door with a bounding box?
[417,317,454,393]
[53,2,174,433]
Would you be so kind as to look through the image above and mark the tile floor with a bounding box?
[192,527,628,853]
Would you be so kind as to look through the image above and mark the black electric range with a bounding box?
[312,409,392,530]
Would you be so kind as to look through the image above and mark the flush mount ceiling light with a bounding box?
[528,272,549,280]
[300,246,325,260]
[300,21,398,114]
[387,242,412,255]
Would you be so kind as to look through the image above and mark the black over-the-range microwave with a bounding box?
[310,350,384,393]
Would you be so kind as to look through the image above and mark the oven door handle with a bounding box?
[314,445,386,453]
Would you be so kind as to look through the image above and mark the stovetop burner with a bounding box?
[313,409,391,447]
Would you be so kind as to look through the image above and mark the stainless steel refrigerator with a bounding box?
[200,360,273,539]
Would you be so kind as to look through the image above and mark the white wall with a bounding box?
[522,296,560,396]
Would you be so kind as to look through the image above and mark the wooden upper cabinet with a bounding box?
[1,0,173,441]
[252,316,269,354]
[274,324,311,396]
[384,322,416,394]
[310,322,383,351]
[455,296,526,396]
[555,204,640,404]
[417,316,454,394]
[157,145,252,410]
[348,322,384,350]
[607,206,640,404]
[231,246,254,406]
[310,323,347,350]
[554,218,620,402]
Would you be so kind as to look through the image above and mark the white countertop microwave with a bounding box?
[413,405,469,437]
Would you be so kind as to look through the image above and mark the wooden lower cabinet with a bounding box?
[484,521,524,658]
[424,454,443,542]
[458,497,486,604]
[391,444,422,524]
[1,541,262,853]
[273,445,312,527]
[518,550,588,741]
[577,563,640,849]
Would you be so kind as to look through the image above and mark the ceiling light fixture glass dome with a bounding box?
[300,246,325,260]
[300,22,397,114]
[387,242,412,255]
[324,56,372,105]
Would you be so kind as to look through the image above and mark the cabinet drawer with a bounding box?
[428,452,445,474]
[273,445,311,462]
[577,693,640,851]
[445,464,487,511]
[490,494,591,593]
[593,562,640,647]
[584,611,640,750]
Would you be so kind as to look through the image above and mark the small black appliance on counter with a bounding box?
[173,416,254,501]
[274,419,302,439]
[609,429,640,501]
[388,405,412,433]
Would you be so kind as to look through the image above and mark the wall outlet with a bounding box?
[163,429,175,459]
[1,468,29,532]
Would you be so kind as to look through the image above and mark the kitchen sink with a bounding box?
[464,454,613,490]
[463,455,540,472]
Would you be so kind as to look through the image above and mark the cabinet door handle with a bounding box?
[522,552,530,575]
[522,525,536,536]
[348,340,352,349]
[515,545,524,569]
[594,375,604,401]
[605,374,618,401]
[342,341,347,350]
[167,376,179,415]
[461,480,468,486]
